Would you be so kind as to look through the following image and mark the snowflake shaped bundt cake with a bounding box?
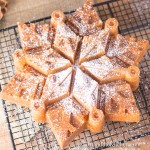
[0,0,149,149]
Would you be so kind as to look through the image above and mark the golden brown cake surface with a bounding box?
[107,34,149,66]
[13,48,71,76]
[41,67,72,106]
[99,81,140,122]
[54,22,81,63]
[80,56,140,90]
[0,71,45,107]
[73,68,99,112]
[66,0,103,36]
[24,48,71,75]
[79,29,110,63]
[46,97,88,149]
[18,22,54,50]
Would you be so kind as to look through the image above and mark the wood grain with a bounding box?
[0,101,13,150]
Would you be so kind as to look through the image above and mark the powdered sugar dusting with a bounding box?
[82,56,115,77]
[100,81,139,115]
[1,71,45,106]
[47,96,88,142]
[41,67,72,104]
[66,0,103,36]
[80,29,109,62]
[60,97,88,116]
[107,34,148,65]
[1,1,149,148]
[54,23,81,61]
[25,48,71,75]
[73,68,98,111]
[107,34,129,58]
[18,22,54,50]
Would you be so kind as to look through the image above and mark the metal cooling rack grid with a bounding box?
[0,0,150,149]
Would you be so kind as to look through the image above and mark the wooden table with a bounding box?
[0,0,149,149]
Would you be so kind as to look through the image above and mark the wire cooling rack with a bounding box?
[0,0,150,149]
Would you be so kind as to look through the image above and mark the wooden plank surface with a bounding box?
[0,0,87,29]
[0,0,110,29]
[0,102,13,149]
[0,0,149,149]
